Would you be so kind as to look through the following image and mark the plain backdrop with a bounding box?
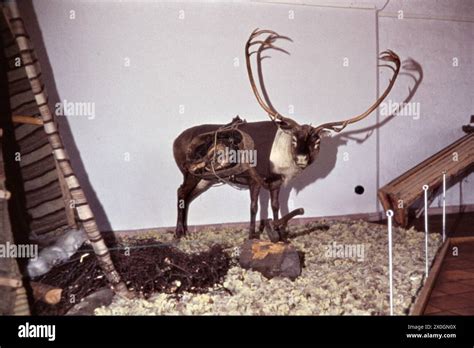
[24,0,474,231]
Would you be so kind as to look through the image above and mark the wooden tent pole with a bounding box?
[4,2,130,298]
[12,115,44,125]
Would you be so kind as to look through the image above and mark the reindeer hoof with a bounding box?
[175,226,187,239]
[249,230,261,240]
[266,227,280,243]
[278,227,289,243]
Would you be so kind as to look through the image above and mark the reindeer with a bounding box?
[173,29,400,240]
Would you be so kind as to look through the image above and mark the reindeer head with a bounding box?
[272,119,329,169]
[245,29,400,169]
[290,124,331,169]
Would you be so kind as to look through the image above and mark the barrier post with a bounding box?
[423,184,429,277]
[386,209,394,316]
[442,171,447,242]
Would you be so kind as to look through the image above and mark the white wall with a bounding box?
[377,0,474,209]
[28,0,474,231]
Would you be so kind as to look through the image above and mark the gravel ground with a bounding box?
[96,220,442,315]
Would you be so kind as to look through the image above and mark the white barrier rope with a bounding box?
[423,184,429,277]
[386,209,394,316]
[442,171,447,242]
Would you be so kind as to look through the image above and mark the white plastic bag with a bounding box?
[27,228,87,278]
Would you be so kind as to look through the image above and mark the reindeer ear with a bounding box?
[310,128,331,142]
[276,118,294,130]
[317,129,332,138]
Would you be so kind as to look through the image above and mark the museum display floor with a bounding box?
[406,211,474,315]
[424,241,474,315]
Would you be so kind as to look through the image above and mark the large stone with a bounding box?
[66,288,114,316]
[239,240,302,280]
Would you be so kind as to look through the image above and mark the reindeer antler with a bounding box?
[312,49,401,133]
[245,28,298,127]
[245,29,401,133]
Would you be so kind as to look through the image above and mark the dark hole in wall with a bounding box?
[354,185,365,195]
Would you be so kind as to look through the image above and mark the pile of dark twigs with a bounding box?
[33,239,230,315]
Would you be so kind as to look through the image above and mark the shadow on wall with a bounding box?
[18,1,426,229]
[18,1,113,232]
[259,58,424,219]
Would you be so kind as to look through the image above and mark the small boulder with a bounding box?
[239,240,302,280]
[66,288,114,315]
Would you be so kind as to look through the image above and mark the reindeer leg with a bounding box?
[175,174,200,239]
[184,179,214,232]
[270,187,280,221]
[258,219,266,234]
[249,182,261,239]
[188,179,214,203]
[270,187,286,241]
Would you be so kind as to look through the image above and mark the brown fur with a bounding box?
[173,119,324,239]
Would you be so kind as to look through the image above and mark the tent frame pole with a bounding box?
[4,2,131,298]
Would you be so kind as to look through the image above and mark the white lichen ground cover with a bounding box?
[96,220,441,315]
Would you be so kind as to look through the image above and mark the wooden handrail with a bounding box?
[12,115,44,126]
[0,189,12,200]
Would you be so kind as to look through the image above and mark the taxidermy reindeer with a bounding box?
[173,29,400,240]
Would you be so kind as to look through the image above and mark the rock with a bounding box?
[239,240,302,280]
[66,288,114,316]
